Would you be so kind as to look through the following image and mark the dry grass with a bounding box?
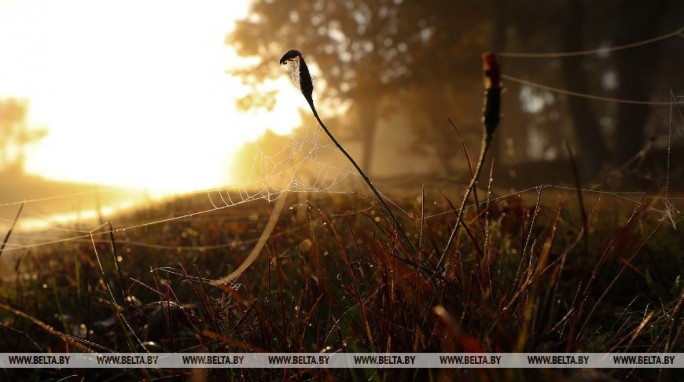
[0,183,682,381]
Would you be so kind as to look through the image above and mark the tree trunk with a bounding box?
[559,0,608,178]
[358,98,379,177]
[613,0,669,164]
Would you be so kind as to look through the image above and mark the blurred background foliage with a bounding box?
[229,0,684,186]
[0,98,47,173]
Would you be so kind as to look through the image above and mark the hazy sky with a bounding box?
[0,0,303,193]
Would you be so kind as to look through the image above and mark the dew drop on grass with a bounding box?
[299,239,313,252]
[116,256,123,263]
[374,217,380,222]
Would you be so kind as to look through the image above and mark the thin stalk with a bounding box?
[436,135,491,272]
[308,100,416,256]
[436,53,502,272]
[566,141,589,253]
[0,202,23,260]
[0,301,95,353]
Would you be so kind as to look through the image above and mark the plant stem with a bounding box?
[435,135,491,271]
[435,53,501,272]
[0,202,23,260]
[307,100,417,256]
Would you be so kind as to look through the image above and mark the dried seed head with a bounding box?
[482,52,501,89]
[279,49,314,105]
[482,52,501,140]
[279,49,302,65]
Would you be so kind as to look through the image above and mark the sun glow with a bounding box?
[0,0,303,194]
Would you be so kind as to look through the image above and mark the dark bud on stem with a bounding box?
[482,52,501,89]
[297,57,314,105]
[280,49,314,106]
[279,49,302,65]
[482,52,501,141]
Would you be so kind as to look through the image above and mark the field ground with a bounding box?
[0,183,682,381]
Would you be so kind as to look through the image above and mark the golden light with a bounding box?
[0,0,304,195]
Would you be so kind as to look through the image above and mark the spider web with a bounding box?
[0,113,362,257]
[208,115,355,207]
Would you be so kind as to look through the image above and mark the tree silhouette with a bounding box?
[489,0,682,178]
[612,0,673,165]
[0,98,47,173]
[228,0,494,175]
[229,0,684,181]
[558,0,607,175]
